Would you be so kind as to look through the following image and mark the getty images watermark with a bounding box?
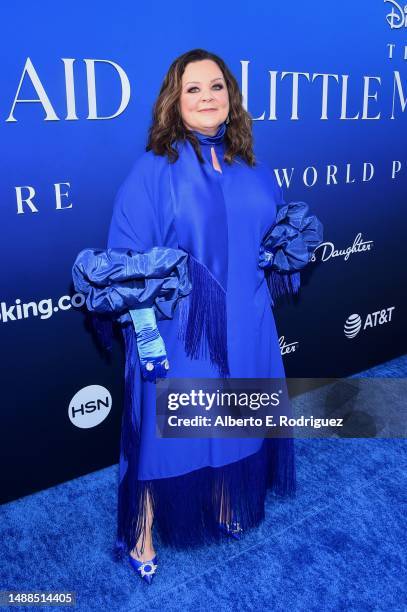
[156,377,407,439]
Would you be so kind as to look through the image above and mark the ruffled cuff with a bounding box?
[259,201,323,273]
[72,246,191,322]
[259,201,323,304]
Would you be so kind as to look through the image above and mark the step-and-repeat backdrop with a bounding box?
[1,1,406,502]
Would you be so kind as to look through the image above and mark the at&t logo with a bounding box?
[344,307,395,339]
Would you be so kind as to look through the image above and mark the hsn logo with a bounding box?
[68,385,112,428]
[344,307,395,339]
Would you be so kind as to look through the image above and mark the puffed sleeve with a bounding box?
[259,181,323,305]
[104,152,188,322]
[71,153,190,346]
[72,246,190,318]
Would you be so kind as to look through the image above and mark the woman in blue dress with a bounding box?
[72,48,323,584]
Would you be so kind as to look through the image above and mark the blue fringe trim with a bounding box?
[177,255,230,377]
[113,323,156,561]
[266,269,301,305]
[112,260,296,560]
[89,312,114,353]
[113,436,296,558]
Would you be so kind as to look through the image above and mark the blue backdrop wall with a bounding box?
[1,1,406,503]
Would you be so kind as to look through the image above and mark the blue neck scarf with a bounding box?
[169,121,230,376]
[191,121,227,145]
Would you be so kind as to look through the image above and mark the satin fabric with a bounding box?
[72,246,190,320]
[106,123,293,480]
[169,122,229,289]
[129,307,169,381]
[259,201,324,273]
[71,124,319,556]
[76,121,325,556]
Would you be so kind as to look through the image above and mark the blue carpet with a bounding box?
[1,355,406,611]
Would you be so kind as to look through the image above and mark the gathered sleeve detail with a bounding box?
[71,152,183,361]
[259,201,323,273]
[259,194,324,305]
[72,246,191,323]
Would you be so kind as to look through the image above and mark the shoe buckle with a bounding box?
[138,560,158,578]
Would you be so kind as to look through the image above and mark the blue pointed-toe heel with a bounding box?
[218,519,244,540]
[128,552,158,585]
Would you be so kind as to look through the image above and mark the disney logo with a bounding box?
[384,0,407,29]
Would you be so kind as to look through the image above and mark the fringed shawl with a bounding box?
[72,123,324,377]
[71,123,323,560]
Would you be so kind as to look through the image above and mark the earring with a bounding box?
[226,115,230,125]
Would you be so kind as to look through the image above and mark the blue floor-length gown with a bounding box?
[106,124,296,556]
